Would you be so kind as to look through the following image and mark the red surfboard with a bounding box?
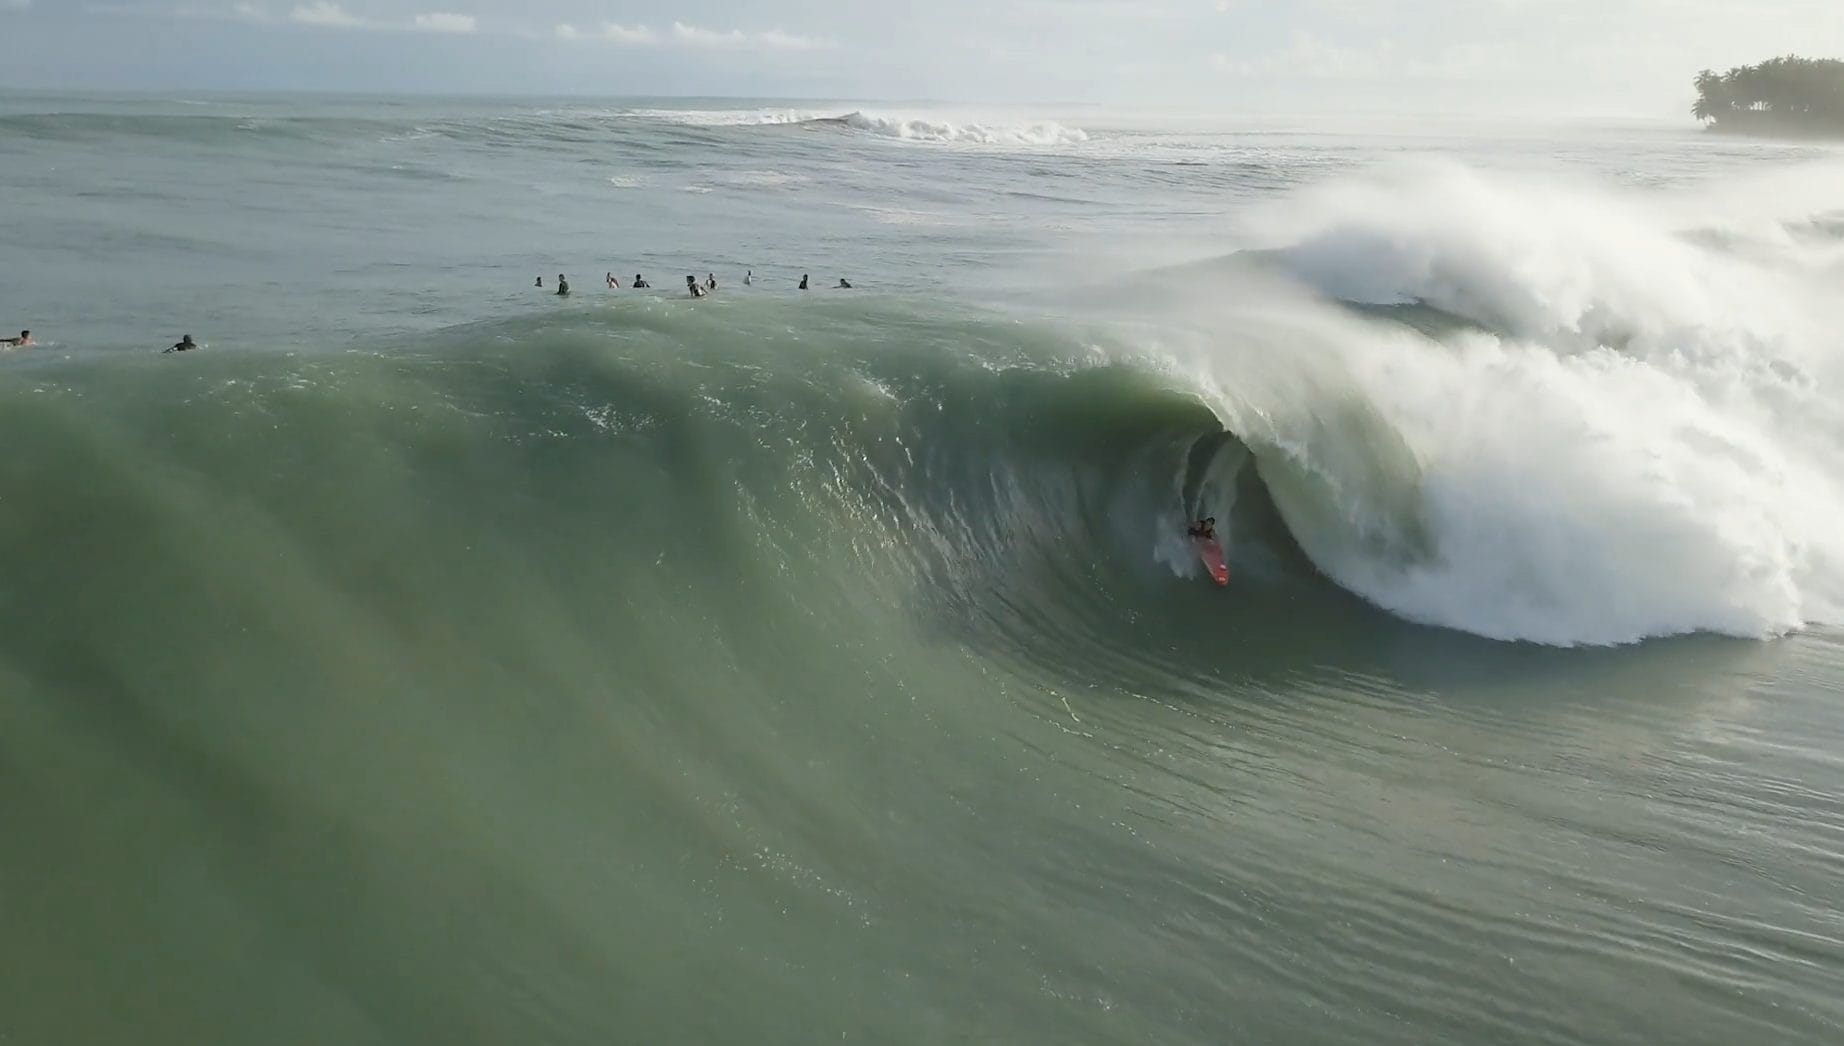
[1194,537,1229,587]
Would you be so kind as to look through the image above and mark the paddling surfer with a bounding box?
[1187,517,1217,541]
[2,330,31,347]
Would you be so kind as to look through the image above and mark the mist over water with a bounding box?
[2,95,1843,1046]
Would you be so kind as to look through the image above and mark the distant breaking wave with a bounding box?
[632,107,1091,146]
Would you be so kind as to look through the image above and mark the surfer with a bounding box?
[535,276,543,288]
[837,278,853,289]
[1187,517,1217,541]
[606,272,619,289]
[686,275,706,298]
[706,273,717,291]
[556,274,570,296]
[164,335,197,353]
[633,274,650,288]
[2,330,30,347]
[744,270,753,286]
[799,274,809,290]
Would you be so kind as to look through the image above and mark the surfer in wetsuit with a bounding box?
[607,272,619,289]
[799,274,809,290]
[1187,517,1217,541]
[706,273,717,291]
[633,274,650,288]
[837,278,852,289]
[556,274,570,296]
[686,275,706,298]
[535,276,543,288]
[744,270,753,286]
[2,330,30,347]
[164,335,197,353]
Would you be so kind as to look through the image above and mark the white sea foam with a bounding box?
[1179,159,1844,645]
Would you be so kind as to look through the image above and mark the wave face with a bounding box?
[7,154,1842,668]
[8,103,1844,1044]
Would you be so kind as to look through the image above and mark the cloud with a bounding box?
[599,22,657,45]
[289,2,361,27]
[553,23,578,40]
[412,12,475,34]
[671,22,830,51]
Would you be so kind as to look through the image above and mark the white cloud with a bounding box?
[600,22,657,45]
[554,22,579,40]
[670,22,831,51]
[412,12,475,34]
[290,2,361,27]
[232,1,266,18]
[671,22,746,48]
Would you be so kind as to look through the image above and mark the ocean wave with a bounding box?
[630,106,1091,146]
[833,112,1090,146]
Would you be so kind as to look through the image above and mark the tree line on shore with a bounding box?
[1693,56,1844,135]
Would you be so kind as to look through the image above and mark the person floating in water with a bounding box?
[799,274,809,290]
[706,273,717,292]
[535,276,544,288]
[556,274,570,296]
[1187,517,1217,541]
[743,270,753,286]
[2,330,30,347]
[686,275,706,298]
[633,274,650,288]
[837,278,853,289]
[606,272,619,289]
[164,335,198,353]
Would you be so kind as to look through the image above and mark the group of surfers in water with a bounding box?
[6,271,862,352]
[539,272,852,297]
[2,330,194,352]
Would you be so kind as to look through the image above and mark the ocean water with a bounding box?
[3,93,1844,1045]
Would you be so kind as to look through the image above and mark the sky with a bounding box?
[3,0,1843,115]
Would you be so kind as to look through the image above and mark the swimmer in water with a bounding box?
[633,274,650,289]
[706,273,717,291]
[535,276,543,288]
[2,330,30,347]
[556,274,570,296]
[163,335,197,353]
[743,270,753,286]
[837,278,853,289]
[607,272,619,289]
[686,275,706,298]
[799,274,809,290]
